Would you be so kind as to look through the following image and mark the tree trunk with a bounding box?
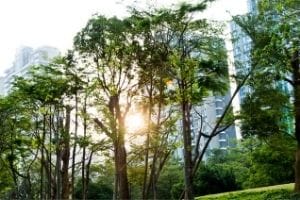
[113,168,118,200]
[142,133,150,199]
[71,92,79,199]
[295,145,300,192]
[294,87,300,192]
[85,151,94,199]
[48,110,53,200]
[82,96,88,200]
[292,50,300,192]
[111,95,130,200]
[40,114,46,200]
[143,81,153,200]
[182,101,194,200]
[115,143,130,199]
[61,106,71,199]
[55,109,62,200]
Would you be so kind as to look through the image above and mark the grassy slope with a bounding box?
[196,183,300,200]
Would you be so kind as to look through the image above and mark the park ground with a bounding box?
[196,183,300,200]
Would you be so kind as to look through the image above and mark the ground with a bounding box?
[196,183,300,200]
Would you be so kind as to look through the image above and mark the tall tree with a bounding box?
[233,0,300,192]
[129,2,238,198]
[127,11,179,199]
[148,4,228,199]
[74,16,141,199]
[10,54,82,199]
[0,93,35,199]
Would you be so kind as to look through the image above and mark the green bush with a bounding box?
[193,164,239,196]
[156,164,183,199]
[74,179,113,200]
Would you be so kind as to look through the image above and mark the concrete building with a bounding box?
[174,91,238,161]
[229,0,294,135]
[175,0,260,157]
[0,46,60,95]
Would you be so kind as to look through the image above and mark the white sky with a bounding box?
[0,0,247,76]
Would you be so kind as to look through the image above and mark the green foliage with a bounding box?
[128,166,144,199]
[240,85,292,138]
[197,184,296,200]
[0,159,14,199]
[1,1,281,199]
[206,136,295,190]
[193,163,239,196]
[233,0,298,139]
[74,179,113,200]
[244,135,295,188]
[232,1,300,192]
[156,163,184,199]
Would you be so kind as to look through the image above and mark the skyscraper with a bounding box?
[0,46,60,95]
[230,0,294,135]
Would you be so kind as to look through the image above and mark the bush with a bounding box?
[74,179,113,200]
[156,164,184,199]
[193,164,239,196]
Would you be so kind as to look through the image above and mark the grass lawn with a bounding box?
[196,183,300,200]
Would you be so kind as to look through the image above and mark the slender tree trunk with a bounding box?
[48,109,52,200]
[293,93,300,192]
[146,150,157,199]
[55,109,62,200]
[143,80,153,200]
[113,158,119,200]
[62,106,71,199]
[295,145,300,192]
[143,133,150,199]
[182,101,194,200]
[40,114,46,200]
[118,104,130,199]
[50,110,57,200]
[71,92,79,199]
[292,50,300,192]
[84,151,94,198]
[82,96,88,200]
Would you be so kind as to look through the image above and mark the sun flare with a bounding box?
[125,113,145,133]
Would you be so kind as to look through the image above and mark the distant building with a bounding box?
[174,37,238,160]
[0,46,60,95]
[248,0,258,14]
[174,92,238,161]
[229,2,253,102]
[230,0,294,134]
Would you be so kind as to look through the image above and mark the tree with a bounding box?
[146,3,229,199]
[74,15,142,199]
[128,2,247,198]
[126,10,180,199]
[7,53,86,199]
[233,0,300,192]
[239,84,292,138]
[0,93,35,199]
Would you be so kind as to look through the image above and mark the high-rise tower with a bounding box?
[0,46,60,95]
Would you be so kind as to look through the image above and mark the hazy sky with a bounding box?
[0,0,247,75]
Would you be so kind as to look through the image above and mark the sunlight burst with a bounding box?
[125,113,145,133]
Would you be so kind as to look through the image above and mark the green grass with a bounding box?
[196,183,300,200]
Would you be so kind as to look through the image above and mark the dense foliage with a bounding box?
[0,0,298,199]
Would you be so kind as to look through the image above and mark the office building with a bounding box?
[0,46,60,95]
